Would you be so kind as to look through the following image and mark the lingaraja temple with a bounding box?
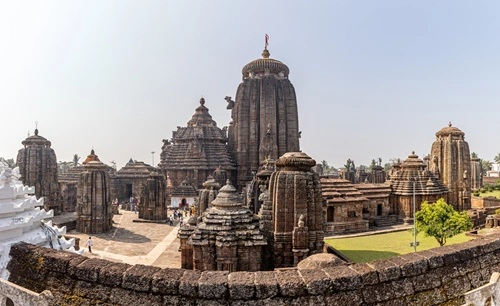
[159,97,236,190]
[227,48,300,190]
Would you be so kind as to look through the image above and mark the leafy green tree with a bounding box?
[471,152,478,159]
[415,198,472,247]
[481,159,492,173]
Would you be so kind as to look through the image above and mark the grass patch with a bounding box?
[478,190,500,199]
[325,230,472,263]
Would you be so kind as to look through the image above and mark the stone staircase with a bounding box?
[374,215,399,227]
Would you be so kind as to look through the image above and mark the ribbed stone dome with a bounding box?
[21,129,51,147]
[242,49,290,77]
[435,122,465,137]
[276,152,316,171]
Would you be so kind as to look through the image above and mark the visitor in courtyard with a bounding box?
[86,237,93,253]
[133,196,138,213]
[129,196,134,211]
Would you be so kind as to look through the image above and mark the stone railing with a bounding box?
[463,272,500,306]
[7,234,500,305]
[0,278,52,306]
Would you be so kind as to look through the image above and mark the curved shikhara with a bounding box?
[0,162,82,279]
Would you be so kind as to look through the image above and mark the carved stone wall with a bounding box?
[270,152,323,268]
[139,172,168,220]
[76,153,113,234]
[9,233,500,305]
[229,49,300,190]
[16,128,62,214]
[429,123,471,211]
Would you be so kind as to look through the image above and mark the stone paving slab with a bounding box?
[67,209,183,268]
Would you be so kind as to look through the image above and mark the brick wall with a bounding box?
[7,235,500,305]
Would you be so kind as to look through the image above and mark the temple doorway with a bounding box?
[327,206,334,222]
[377,204,383,216]
[125,184,133,198]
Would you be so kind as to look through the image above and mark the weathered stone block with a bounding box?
[109,287,162,306]
[179,270,201,297]
[45,271,75,293]
[442,275,471,300]
[68,258,110,282]
[407,288,447,306]
[362,278,414,303]
[324,290,363,305]
[323,265,362,291]
[396,253,428,277]
[297,269,331,295]
[416,250,444,269]
[349,263,378,286]
[369,259,400,282]
[410,271,442,292]
[152,268,185,295]
[254,271,278,299]
[467,270,485,288]
[228,272,255,300]
[122,264,160,292]
[42,248,83,274]
[72,280,111,302]
[275,270,306,297]
[98,262,131,287]
[481,236,500,253]
[198,271,228,299]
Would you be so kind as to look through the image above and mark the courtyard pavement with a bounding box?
[67,209,182,268]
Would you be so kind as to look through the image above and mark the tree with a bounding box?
[415,198,472,247]
[471,152,478,159]
[72,154,81,167]
[480,159,492,173]
[0,157,16,168]
[495,153,500,164]
[58,161,73,174]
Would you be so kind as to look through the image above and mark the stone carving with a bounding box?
[229,48,300,190]
[16,127,62,214]
[76,150,113,234]
[159,98,236,190]
[429,123,471,211]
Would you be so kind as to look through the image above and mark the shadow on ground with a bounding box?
[90,227,152,243]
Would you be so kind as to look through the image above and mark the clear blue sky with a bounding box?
[1,1,499,169]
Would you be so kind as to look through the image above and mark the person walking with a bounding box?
[86,237,93,253]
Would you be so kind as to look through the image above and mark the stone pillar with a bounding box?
[76,153,113,234]
[196,176,220,216]
[140,172,167,220]
[270,152,323,268]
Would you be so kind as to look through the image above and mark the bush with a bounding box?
[480,188,487,193]
[473,192,480,196]
[496,208,500,215]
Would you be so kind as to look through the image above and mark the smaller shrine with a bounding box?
[182,181,267,272]
[114,159,155,202]
[170,179,198,209]
[139,171,168,220]
[389,152,448,222]
[76,150,113,234]
[16,125,62,214]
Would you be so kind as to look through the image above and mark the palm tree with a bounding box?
[72,154,81,167]
[494,153,500,164]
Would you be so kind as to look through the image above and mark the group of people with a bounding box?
[129,196,139,213]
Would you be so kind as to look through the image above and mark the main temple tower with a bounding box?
[227,46,300,189]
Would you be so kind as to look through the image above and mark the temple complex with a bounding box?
[227,48,300,190]
[429,123,471,211]
[114,159,155,202]
[76,150,113,234]
[389,152,448,222]
[16,127,62,214]
[182,181,267,272]
[159,98,236,190]
[270,152,323,268]
[139,171,168,220]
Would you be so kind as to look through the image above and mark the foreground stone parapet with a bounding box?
[7,233,500,305]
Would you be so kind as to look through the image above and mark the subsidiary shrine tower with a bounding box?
[227,43,300,189]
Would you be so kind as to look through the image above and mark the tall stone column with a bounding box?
[76,150,113,234]
[140,172,168,220]
[269,152,323,268]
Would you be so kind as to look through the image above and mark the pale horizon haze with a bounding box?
[1,1,499,170]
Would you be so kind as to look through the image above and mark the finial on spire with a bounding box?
[34,121,39,136]
[412,151,415,155]
[448,121,452,127]
[265,33,269,50]
[200,97,205,106]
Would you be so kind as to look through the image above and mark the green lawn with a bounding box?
[325,230,472,263]
[478,190,500,198]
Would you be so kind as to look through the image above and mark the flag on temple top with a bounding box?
[265,34,269,48]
